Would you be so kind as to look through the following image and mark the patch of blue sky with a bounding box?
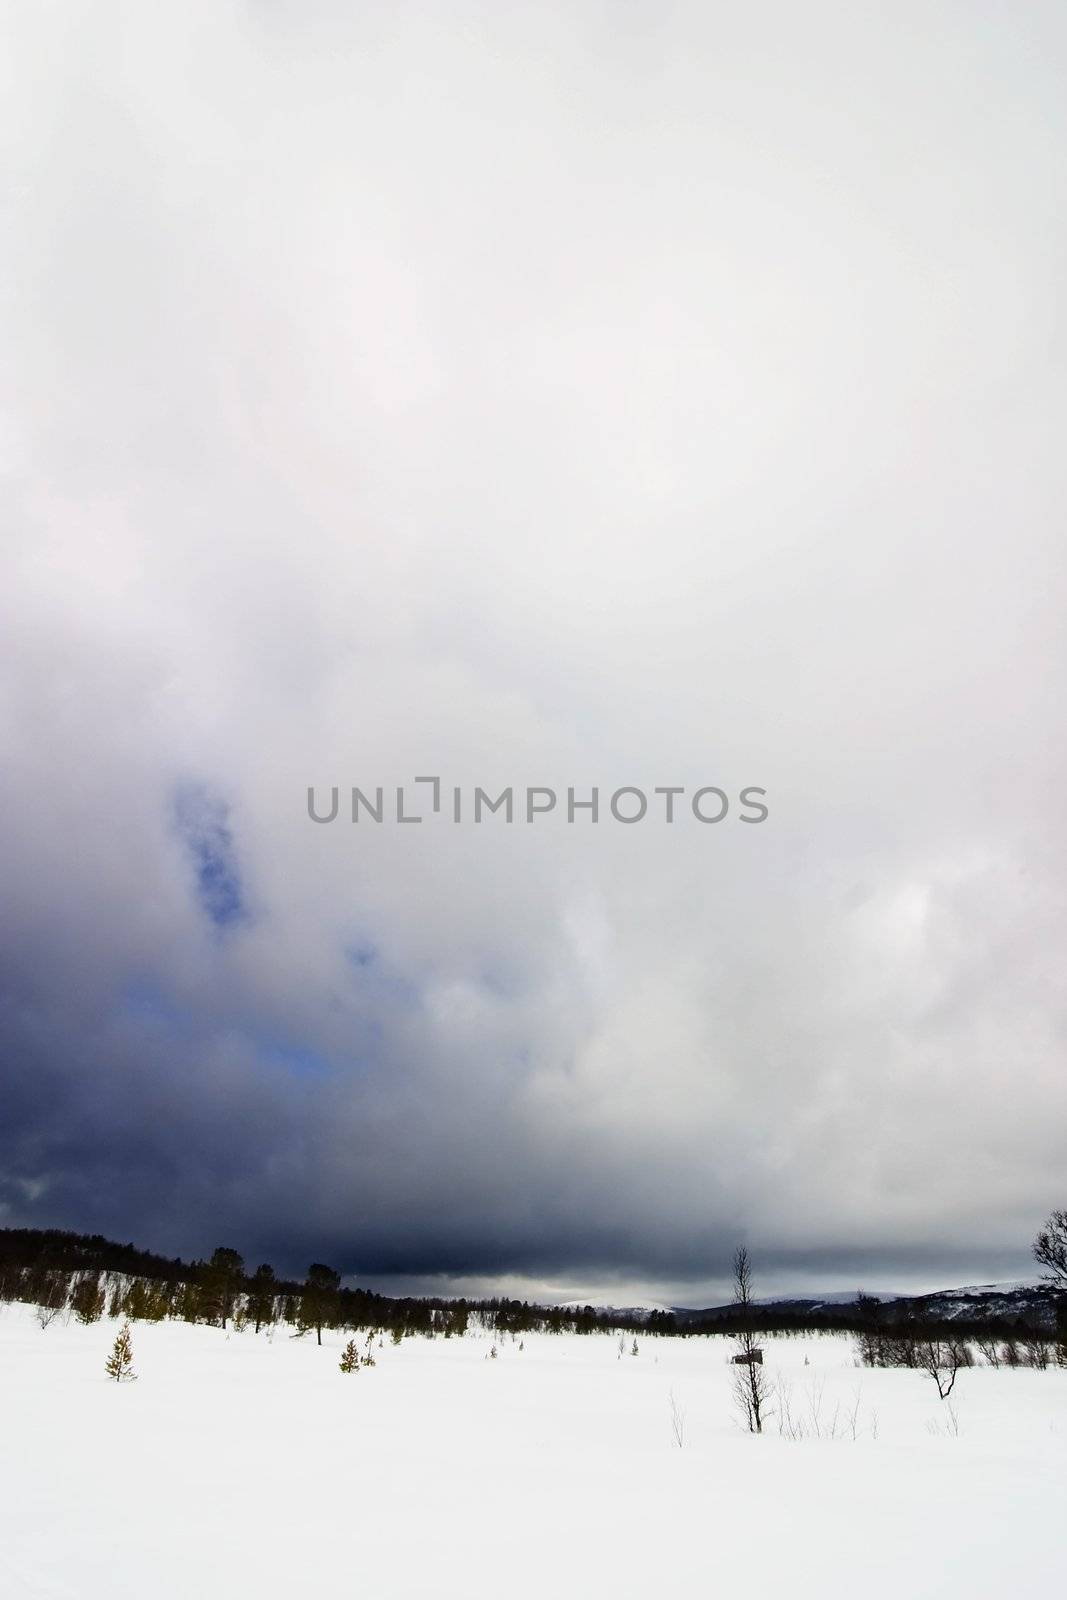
[238,1023,335,1079]
[120,977,195,1034]
[121,979,335,1080]
[173,783,246,929]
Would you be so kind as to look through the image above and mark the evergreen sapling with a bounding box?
[105,1323,137,1383]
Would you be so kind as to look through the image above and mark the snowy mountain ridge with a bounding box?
[672,1280,1059,1329]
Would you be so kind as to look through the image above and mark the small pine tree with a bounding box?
[105,1323,136,1382]
[339,1339,360,1373]
[391,1325,403,1346]
[362,1336,376,1367]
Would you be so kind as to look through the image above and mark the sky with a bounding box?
[2,0,1066,1306]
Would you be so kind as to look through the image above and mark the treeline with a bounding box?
[0,1228,671,1339]
[4,1227,1062,1347]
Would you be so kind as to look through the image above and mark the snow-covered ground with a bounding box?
[1,1301,1063,1598]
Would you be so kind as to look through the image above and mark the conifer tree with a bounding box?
[105,1323,136,1382]
[175,1281,202,1323]
[301,1264,341,1346]
[247,1263,277,1334]
[448,1305,469,1337]
[339,1339,360,1373]
[200,1247,245,1329]
[124,1279,149,1321]
[144,1283,169,1321]
[71,1273,105,1324]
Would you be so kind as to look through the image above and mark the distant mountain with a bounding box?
[897,1281,1059,1328]
[673,1280,1061,1331]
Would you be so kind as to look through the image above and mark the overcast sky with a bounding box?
[3,0,1066,1304]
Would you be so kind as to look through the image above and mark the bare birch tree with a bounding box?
[918,1338,967,1400]
[730,1246,770,1434]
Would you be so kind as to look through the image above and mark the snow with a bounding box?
[1,1301,1064,1597]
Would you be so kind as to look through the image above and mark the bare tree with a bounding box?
[975,1335,1001,1369]
[1033,1210,1067,1290]
[918,1338,967,1400]
[1024,1211,1065,1365]
[730,1246,770,1434]
[33,1269,70,1329]
[1021,1337,1050,1370]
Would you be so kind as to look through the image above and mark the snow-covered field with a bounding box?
[1,1301,1064,1598]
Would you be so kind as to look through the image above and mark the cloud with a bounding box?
[2,0,1066,1298]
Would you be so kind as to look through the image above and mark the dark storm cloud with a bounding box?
[2,0,1066,1302]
